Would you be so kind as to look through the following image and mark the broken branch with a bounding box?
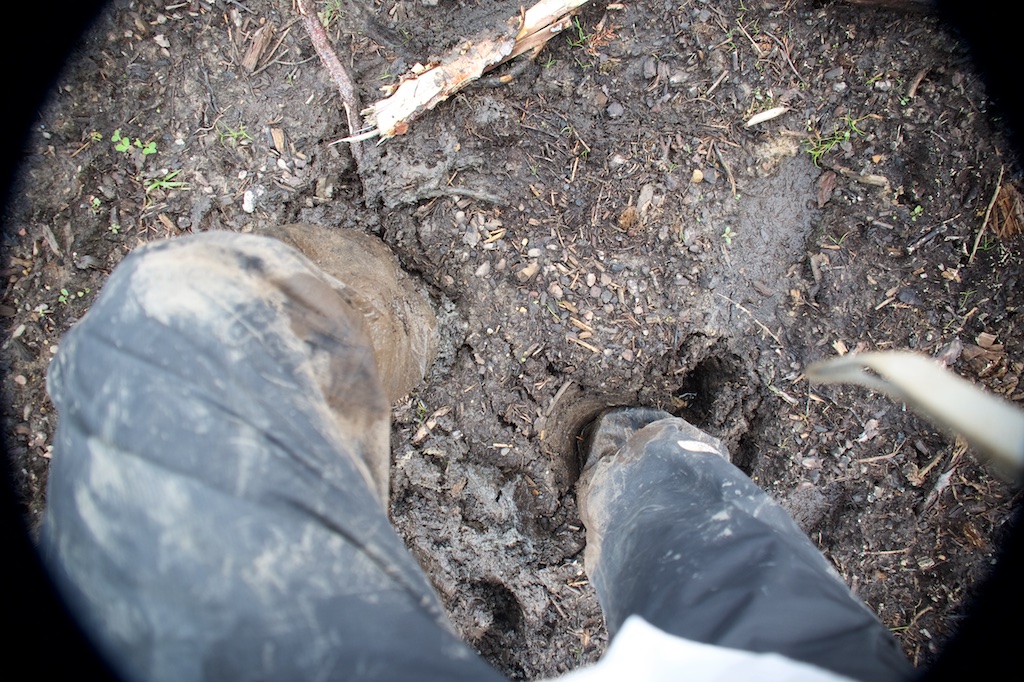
[353,0,592,142]
[296,0,367,171]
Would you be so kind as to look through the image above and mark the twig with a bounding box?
[295,0,366,173]
[252,19,300,75]
[969,164,1005,264]
[735,21,765,58]
[714,293,781,345]
[705,70,729,97]
[765,32,804,83]
[712,141,737,198]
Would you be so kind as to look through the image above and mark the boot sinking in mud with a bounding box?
[261,223,438,404]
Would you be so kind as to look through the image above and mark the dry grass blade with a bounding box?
[992,182,1024,239]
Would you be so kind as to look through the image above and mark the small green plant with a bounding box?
[89,196,102,214]
[721,225,734,245]
[910,205,923,221]
[109,223,121,235]
[805,115,868,167]
[958,289,976,310]
[58,287,90,305]
[828,229,854,247]
[145,170,189,195]
[216,122,252,145]
[567,16,590,49]
[543,56,557,69]
[112,129,157,155]
[319,0,345,29]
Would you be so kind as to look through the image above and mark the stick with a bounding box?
[714,293,781,345]
[354,0,592,141]
[969,164,1004,265]
[295,0,366,173]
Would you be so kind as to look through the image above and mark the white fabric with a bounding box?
[546,616,855,682]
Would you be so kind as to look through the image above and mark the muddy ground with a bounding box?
[2,0,1021,678]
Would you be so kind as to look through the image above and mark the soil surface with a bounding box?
[2,0,1022,679]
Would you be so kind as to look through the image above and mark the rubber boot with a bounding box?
[261,223,438,403]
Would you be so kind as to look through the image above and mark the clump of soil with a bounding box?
[3,1,1020,679]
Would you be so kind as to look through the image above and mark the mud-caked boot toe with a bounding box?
[261,223,438,402]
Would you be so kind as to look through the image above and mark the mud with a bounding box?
[2,1,1021,679]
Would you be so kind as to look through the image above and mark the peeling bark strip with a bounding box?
[353,0,592,142]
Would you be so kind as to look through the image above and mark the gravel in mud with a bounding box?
[2,1,1021,678]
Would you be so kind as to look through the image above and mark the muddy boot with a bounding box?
[575,408,914,682]
[260,223,438,404]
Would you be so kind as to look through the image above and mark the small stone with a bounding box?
[548,282,564,299]
[475,262,491,278]
[642,57,657,79]
[586,273,597,287]
[607,102,625,118]
[13,375,27,386]
[691,168,704,183]
[242,190,255,213]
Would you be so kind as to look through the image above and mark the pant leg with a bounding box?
[40,232,503,682]
[577,411,915,682]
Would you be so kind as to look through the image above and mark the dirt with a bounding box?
[2,0,1022,679]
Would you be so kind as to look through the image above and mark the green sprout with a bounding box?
[805,115,869,167]
[58,287,90,305]
[112,129,157,156]
[216,122,252,145]
[319,0,345,29]
[145,170,189,195]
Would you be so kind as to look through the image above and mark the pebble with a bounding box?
[242,190,255,213]
[548,282,564,299]
[607,102,625,118]
[642,57,657,79]
[475,262,491,278]
[691,169,704,183]
[14,375,27,386]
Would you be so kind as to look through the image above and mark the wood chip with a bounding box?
[242,24,275,72]
[567,335,600,353]
[270,127,285,154]
[157,213,176,231]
